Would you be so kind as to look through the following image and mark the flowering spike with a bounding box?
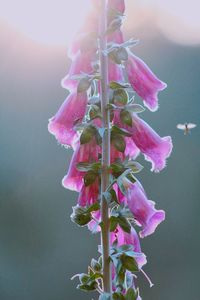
[48,0,172,299]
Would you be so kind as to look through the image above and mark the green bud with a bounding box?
[120,110,133,127]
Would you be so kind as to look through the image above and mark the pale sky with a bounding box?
[0,0,200,45]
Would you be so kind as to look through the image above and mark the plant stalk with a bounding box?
[99,0,112,295]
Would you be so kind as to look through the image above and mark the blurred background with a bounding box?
[0,0,200,299]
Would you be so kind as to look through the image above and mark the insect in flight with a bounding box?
[177,123,197,135]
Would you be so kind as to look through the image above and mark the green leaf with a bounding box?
[113,89,129,106]
[117,47,128,61]
[112,125,132,137]
[76,162,101,172]
[117,244,133,253]
[125,288,137,300]
[118,216,131,233]
[122,38,139,49]
[110,216,118,232]
[98,256,102,267]
[71,212,91,226]
[120,110,133,127]
[117,266,126,286]
[108,49,122,64]
[80,126,96,144]
[91,259,101,272]
[112,134,126,153]
[108,46,128,65]
[110,189,119,204]
[87,202,100,213]
[111,162,123,174]
[84,170,98,186]
[77,282,97,292]
[79,273,90,285]
[120,254,139,272]
[113,293,126,300]
[89,104,102,120]
[109,81,130,90]
[117,177,126,196]
[126,173,137,184]
[95,130,102,145]
[77,77,91,93]
[125,161,143,173]
[126,104,145,113]
[76,162,93,172]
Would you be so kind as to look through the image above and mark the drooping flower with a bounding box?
[122,180,165,238]
[61,52,94,91]
[48,92,88,148]
[111,226,147,268]
[113,112,173,172]
[62,138,100,192]
[126,52,167,112]
[131,114,173,172]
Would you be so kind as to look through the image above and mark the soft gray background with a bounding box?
[0,17,200,300]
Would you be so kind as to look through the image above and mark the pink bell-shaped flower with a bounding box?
[126,52,167,112]
[48,91,88,148]
[113,112,172,172]
[62,138,100,192]
[111,225,147,268]
[123,180,165,238]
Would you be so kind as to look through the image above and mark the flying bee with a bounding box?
[177,123,197,135]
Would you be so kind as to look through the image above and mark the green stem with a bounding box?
[99,0,112,295]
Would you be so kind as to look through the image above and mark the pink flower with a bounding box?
[48,92,88,148]
[131,115,173,172]
[113,112,173,172]
[108,0,125,13]
[126,52,167,112]
[111,226,147,269]
[78,179,99,207]
[61,52,94,91]
[125,181,165,238]
[62,139,100,192]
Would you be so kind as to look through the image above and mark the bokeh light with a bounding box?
[0,0,200,45]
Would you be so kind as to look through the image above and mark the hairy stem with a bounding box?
[99,0,112,295]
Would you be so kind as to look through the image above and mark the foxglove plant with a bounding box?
[48,0,172,299]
